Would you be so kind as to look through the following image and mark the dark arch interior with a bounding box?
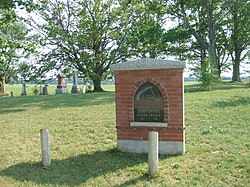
[134,82,164,122]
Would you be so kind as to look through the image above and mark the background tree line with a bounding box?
[0,0,249,93]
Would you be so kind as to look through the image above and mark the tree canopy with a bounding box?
[0,1,37,94]
[30,0,170,91]
[0,0,249,93]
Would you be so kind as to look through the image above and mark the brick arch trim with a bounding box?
[128,77,169,123]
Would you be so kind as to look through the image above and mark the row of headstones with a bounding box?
[21,83,49,96]
[55,73,86,94]
[20,73,85,96]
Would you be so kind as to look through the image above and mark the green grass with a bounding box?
[0,82,249,186]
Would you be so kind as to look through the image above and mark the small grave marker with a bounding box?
[39,84,43,95]
[43,85,48,95]
[21,83,27,96]
[71,72,78,93]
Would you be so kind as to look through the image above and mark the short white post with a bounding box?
[40,129,51,167]
[148,131,159,177]
[82,85,86,93]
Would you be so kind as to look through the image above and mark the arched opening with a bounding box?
[134,82,164,122]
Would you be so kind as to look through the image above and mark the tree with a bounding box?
[117,0,168,59]
[0,0,35,12]
[31,0,125,92]
[0,0,37,94]
[165,0,230,77]
[227,0,250,81]
[32,0,169,91]
[0,10,35,94]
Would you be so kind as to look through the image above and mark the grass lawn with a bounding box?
[0,82,249,186]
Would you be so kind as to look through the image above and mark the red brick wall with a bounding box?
[114,68,185,142]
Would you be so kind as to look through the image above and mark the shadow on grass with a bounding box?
[184,82,249,93]
[0,108,26,114]
[214,96,250,108]
[114,174,149,187]
[0,148,147,186]
[0,92,115,114]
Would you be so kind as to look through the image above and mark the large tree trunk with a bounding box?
[231,4,241,82]
[92,76,104,92]
[0,76,5,94]
[232,51,241,81]
[200,48,206,68]
[205,0,220,78]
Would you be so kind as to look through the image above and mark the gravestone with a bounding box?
[82,84,86,93]
[71,73,78,93]
[43,85,48,95]
[55,73,68,94]
[110,58,186,155]
[39,84,43,95]
[21,83,27,96]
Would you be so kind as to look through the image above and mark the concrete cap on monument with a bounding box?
[110,58,186,71]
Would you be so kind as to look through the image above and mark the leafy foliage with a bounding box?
[165,0,249,82]
[31,0,170,91]
[0,12,36,78]
[0,8,37,94]
[31,0,125,91]
[117,0,168,58]
[0,0,36,12]
[197,60,220,90]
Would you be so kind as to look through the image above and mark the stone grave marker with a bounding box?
[21,83,27,96]
[43,84,48,95]
[39,84,43,95]
[71,72,78,93]
[55,73,68,94]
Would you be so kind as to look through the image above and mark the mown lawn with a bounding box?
[0,82,249,186]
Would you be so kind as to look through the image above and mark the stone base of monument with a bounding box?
[55,88,68,94]
[118,140,185,155]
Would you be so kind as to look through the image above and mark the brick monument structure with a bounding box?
[110,58,186,155]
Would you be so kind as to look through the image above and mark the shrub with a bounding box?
[86,84,93,93]
[79,84,93,93]
[32,86,39,95]
[197,60,220,90]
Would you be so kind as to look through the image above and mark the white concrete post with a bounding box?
[40,129,51,167]
[82,85,86,93]
[148,131,159,177]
